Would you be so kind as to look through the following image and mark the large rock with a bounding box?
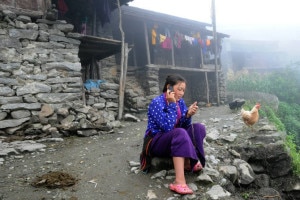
[0,117,30,129]
[232,135,292,178]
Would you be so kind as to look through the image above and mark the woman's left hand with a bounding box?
[187,101,198,118]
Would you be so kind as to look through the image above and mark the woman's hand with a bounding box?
[186,101,198,118]
[166,88,176,103]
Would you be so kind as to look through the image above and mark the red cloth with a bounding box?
[58,0,68,15]
[161,37,172,50]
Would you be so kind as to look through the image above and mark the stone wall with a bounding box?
[0,9,122,137]
[0,8,228,138]
[0,9,79,134]
[0,0,49,18]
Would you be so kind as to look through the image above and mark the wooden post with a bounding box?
[212,0,220,105]
[143,22,151,65]
[205,72,209,104]
[119,43,131,120]
[97,61,101,79]
[171,38,175,66]
[132,37,137,67]
[90,59,94,79]
[200,44,204,68]
[117,0,125,120]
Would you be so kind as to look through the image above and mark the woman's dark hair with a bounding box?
[162,74,186,92]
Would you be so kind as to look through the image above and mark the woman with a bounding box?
[141,74,206,195]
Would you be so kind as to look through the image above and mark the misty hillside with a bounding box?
[221,39,300,72]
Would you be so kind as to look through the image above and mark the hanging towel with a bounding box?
[184,35,194,45]
[152,29,157,45]
[206,39,211,46]
[161,37,172,50]
[160,34,166,43]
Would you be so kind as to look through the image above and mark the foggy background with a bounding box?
[129,0,300,71]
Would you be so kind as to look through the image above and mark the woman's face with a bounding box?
[173,81,186,101]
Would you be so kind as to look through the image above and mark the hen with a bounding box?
[241,103,261,131]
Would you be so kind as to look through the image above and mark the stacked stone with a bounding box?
[218,71,226,103]
[144,65,160,102]
[123,74,148,112]
[85,82,119,124]
[0,10,120,137]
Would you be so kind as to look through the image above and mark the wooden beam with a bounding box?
[205,72,210,104]
[143,21,151,65]
[153,64,221,72]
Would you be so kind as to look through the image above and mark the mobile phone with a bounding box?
[168,85,173,93]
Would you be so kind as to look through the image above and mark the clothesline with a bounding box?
[151,27,213,51]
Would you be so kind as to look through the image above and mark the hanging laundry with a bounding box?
[184,35,194,45]
[164,28,171,38]
[198,39,203,47]
[192,38,198,46]
[193,32,201,39]
[161,37,172,50]
[174,31,183,48]
[81,17,87,35]
[58,0,68,16]
[95,0,111,27]
[152,28,157,45]
[202,39,208,54]
[160,28,171,49]
[206,39,211,46]
[160,34,166,43]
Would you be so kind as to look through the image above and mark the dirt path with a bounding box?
[0,105,238,200]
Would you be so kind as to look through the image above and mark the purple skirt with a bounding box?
[150,123,206,169]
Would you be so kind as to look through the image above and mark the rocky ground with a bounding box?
[0,105,298,200]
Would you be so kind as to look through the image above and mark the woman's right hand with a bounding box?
[166,89,176,103]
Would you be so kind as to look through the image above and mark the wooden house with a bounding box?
[111,6,229,105]
[1,0,229,109]
[45,1,229,106]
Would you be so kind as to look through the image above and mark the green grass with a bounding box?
[265,107,300,175]
[227,67,300,176]
[285,133,300,175]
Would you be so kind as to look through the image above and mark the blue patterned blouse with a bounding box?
[145,93,192,136]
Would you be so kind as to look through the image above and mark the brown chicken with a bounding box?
[241,103,261,131]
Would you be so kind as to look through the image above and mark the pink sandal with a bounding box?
[192,161,203,173]
[185,161,203,173]
[169,183,193,194]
